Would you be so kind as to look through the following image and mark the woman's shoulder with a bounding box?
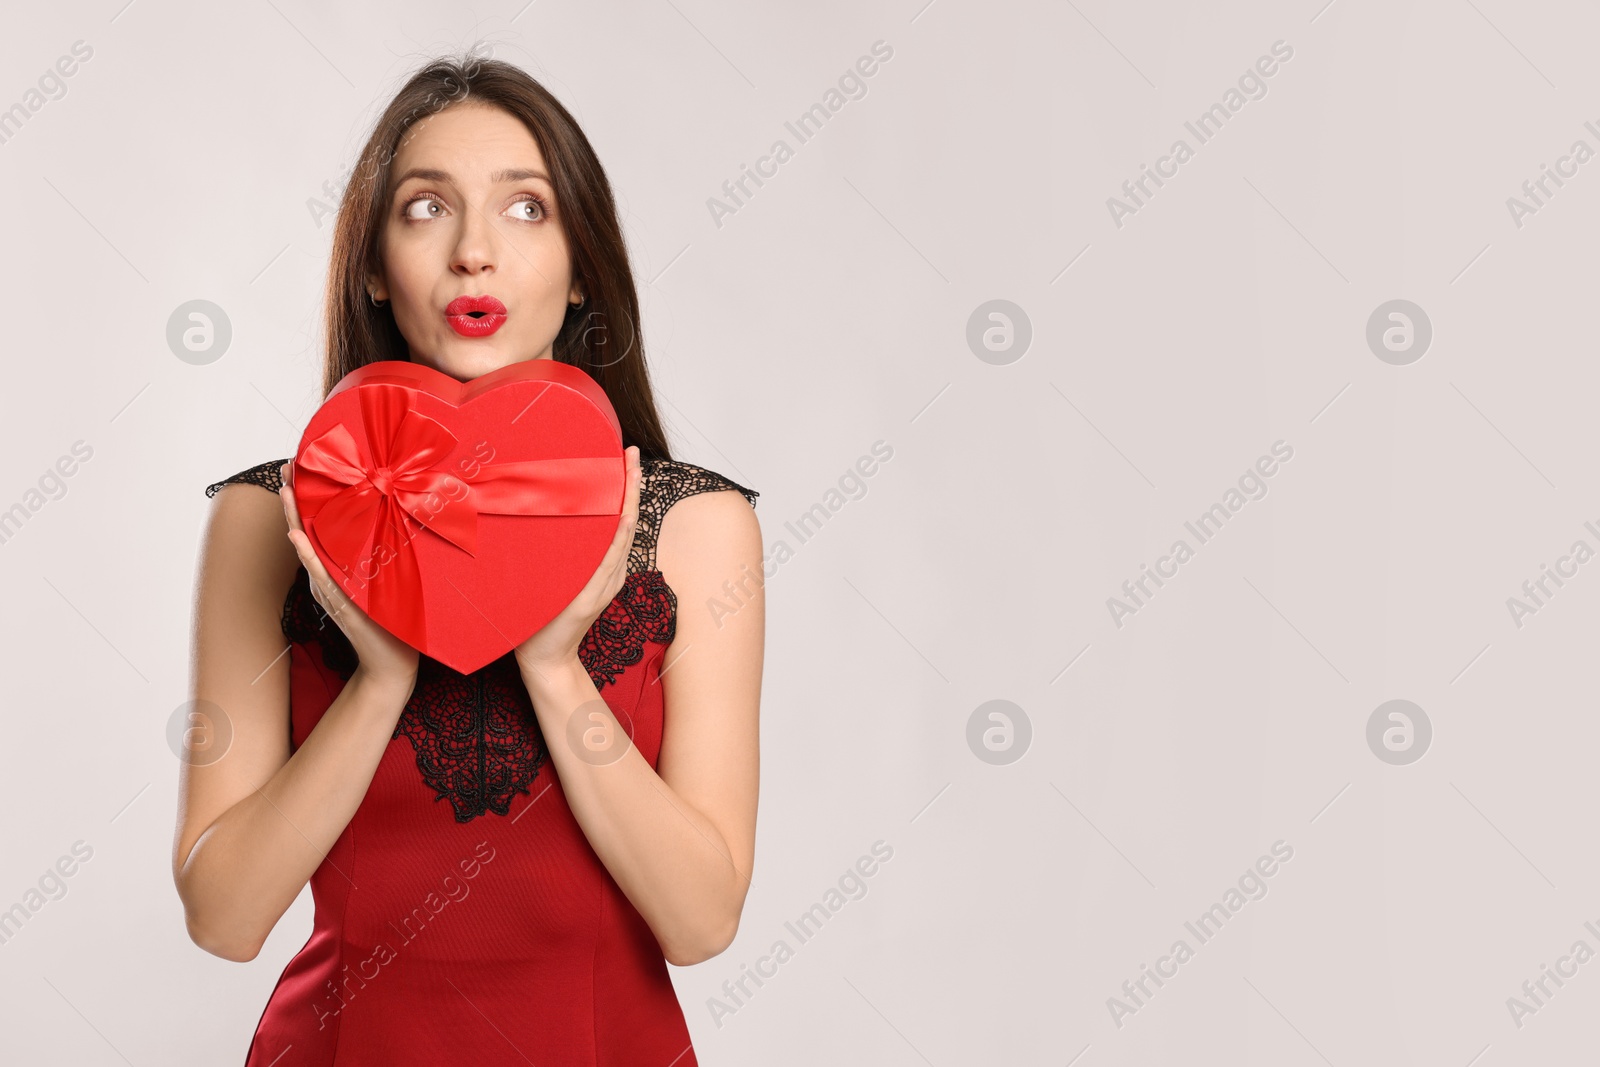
[633,456,759,574]
[204,458,292,499]
[196,457,300,603]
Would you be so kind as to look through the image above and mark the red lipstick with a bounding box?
[445,294,507,337]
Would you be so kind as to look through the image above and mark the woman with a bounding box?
[173,52,764,1065]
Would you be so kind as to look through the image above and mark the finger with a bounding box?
[604,448,642,582]
[622,447,643,548]
[279,467,352,610]
[286,529,330,594]
[566,450,639,612]
[284,528,329,613]
[279,463,305,534]
[590,449,639,573]
[618,448,641,543]
[623,446,641,524]
[288,526,355,622]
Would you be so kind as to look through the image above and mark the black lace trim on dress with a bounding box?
[397,653,548,822]
[632,457,759,573]
[582,568,678,687]
[204,458,288,499]
[203,453,759,822]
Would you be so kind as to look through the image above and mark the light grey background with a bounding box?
[1,0,1595,1063]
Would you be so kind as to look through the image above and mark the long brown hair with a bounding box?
[322,48,672,461]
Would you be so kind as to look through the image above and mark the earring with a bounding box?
[369,289,388,308]
[571,293,587,310]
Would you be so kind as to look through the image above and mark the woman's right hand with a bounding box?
[279,462,421,692]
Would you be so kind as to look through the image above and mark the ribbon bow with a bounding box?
[297,382,620,646]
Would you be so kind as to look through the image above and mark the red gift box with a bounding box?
[290,359,625,675]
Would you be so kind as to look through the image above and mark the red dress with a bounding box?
[203,455,759,1067]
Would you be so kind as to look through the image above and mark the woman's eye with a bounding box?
[507,197,546,222]
[402,197,445,220]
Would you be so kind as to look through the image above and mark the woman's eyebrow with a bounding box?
[393,166,552,185]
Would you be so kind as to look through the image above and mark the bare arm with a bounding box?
[172,480,416,962]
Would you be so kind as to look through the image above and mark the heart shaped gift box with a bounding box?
[290,358,625,675]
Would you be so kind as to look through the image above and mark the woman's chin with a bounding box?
[420,344,516,382]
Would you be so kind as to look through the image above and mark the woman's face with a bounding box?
[369,100,581,381]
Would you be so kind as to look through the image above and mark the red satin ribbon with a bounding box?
[297,382,619,644]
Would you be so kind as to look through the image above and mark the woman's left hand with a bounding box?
[514,445,642,680]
